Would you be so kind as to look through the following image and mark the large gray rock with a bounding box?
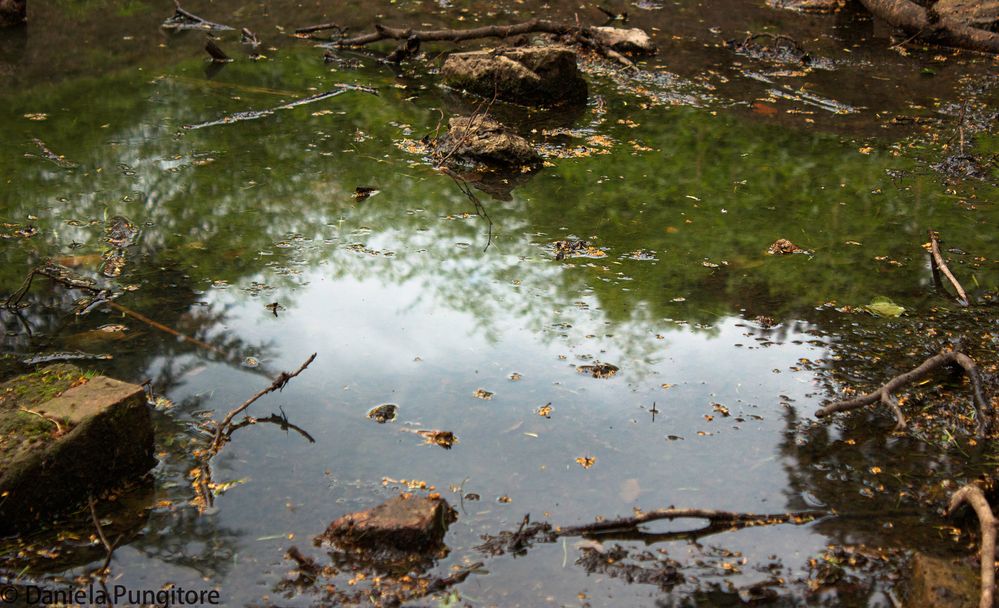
[441,46,587,107]
[436,116,541,168]
[317,494,457,552]
[0,364,156,534]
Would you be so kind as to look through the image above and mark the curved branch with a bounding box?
[947,484,997,608]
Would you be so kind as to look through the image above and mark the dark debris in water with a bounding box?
[577,362,619,378]
[366,403,398,423]
[932,153,997,182]
[552,239,607,260]
[576,544,684,591]
[728,33,812,66]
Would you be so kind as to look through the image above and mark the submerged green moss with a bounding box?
[0,364,90,468]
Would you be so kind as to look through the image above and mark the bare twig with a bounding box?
[815,350,991,436]
[18,407,64,435]
[210,353,317,452]
[947,484,997,608]
[294,22,347,35]
[928,230,970,306]
[88,497,121,578]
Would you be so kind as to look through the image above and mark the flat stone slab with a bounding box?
[317,494,457,552]
[905,552,978,608]
[0,365,155,535]
[441,46,587,107]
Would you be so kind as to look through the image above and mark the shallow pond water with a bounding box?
[1,1,997,606]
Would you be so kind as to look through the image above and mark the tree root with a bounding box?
[815,350,992,436]
[947,484,997,608]
[857,0,999,53]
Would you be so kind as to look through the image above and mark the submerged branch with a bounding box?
[815,350,992,436]
[947,485,997,608]
[556,507,825,538]
[183,85,377,130]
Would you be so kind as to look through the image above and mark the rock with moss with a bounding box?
[0,364,155,535]
[441,46,587,107]
[435,116,541,168]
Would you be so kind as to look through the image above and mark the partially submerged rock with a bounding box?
[316,494,457,551]
[441,46,587,107]
[436,116,541,168]
[904,552,978,608]
[0,364,155,535]
[589,27,657,54]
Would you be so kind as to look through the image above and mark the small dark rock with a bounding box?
[316,494,457,551]
[441,46,587,107]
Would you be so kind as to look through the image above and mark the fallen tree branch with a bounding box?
[947,484,997,608]
[815,350,992,436]
[332,19,574,47]
[928,229,970,306]
[325,19,649,68]
[857,0,999,52]
[210,352,317,453]
[556,507,825,537]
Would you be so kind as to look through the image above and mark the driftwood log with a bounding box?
[858,0,999,52]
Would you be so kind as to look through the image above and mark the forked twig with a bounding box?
[209,353,317,453]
